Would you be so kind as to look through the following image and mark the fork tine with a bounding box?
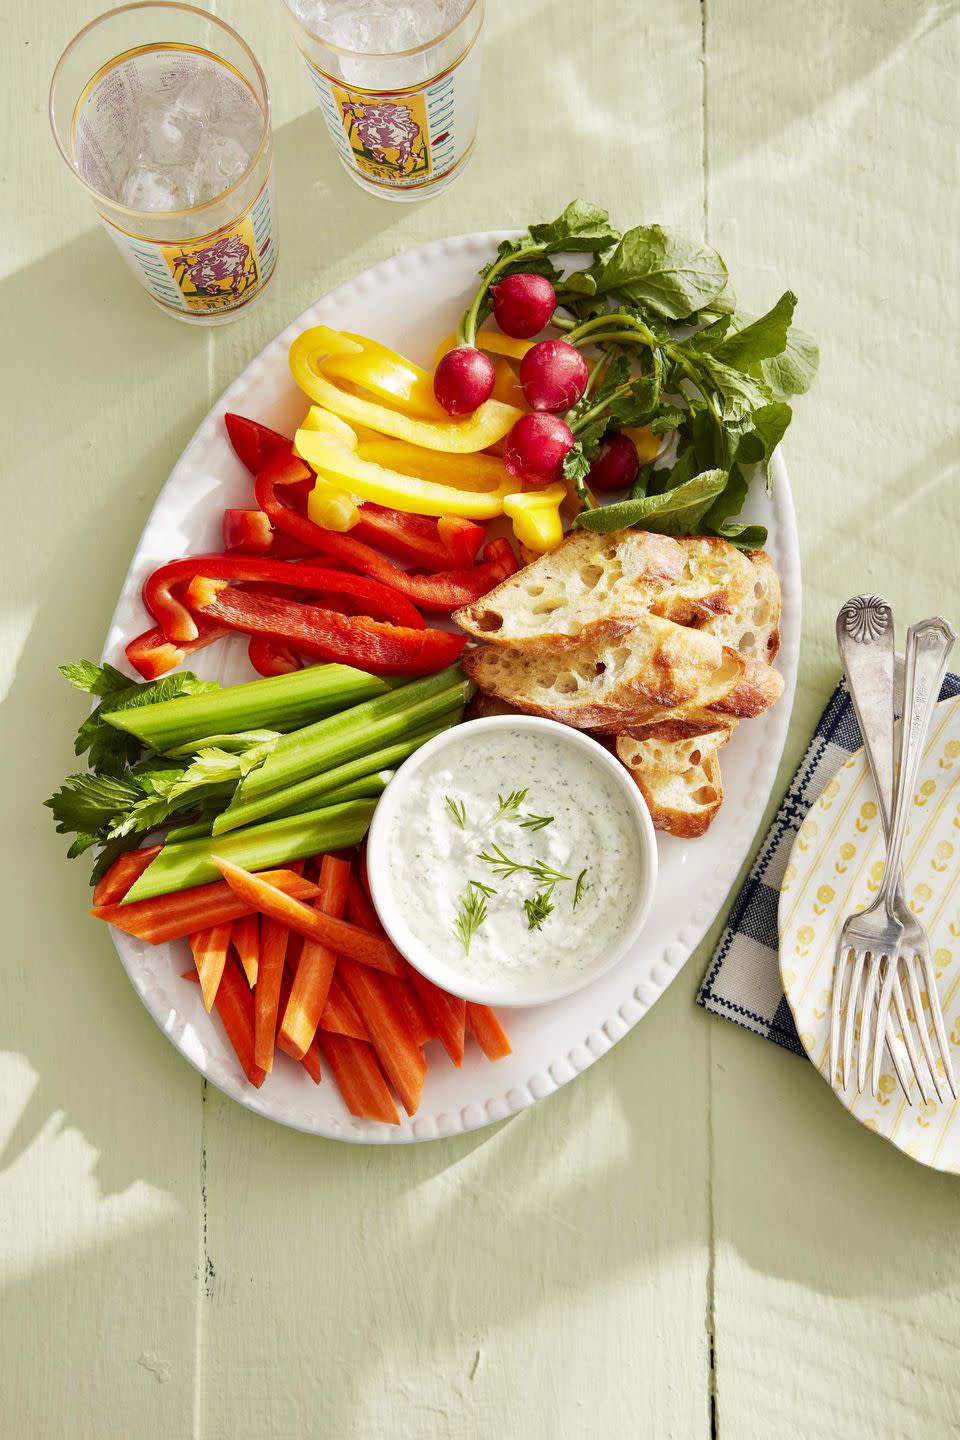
[830,945,849,1087]
[872,950,901,1097]
[841,948,866,1089]
[918,950,958,1100]
[882,1002,915,1107]
[890,972,924,1104]
[903,954,945,1102]
[858,954,882,1091]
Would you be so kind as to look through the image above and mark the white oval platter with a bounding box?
[101,231,801,1142]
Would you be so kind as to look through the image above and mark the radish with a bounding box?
[433,346,495,416]
[519,340,589,413]
[491,273,556,338]
[504,413,575,486]
[587,433,641,491]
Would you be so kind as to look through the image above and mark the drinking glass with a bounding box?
[50,2,277,324]
[281,0,484,201]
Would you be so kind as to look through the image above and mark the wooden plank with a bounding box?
[200,2,713,1436]
[705,1,960,1434]
[2,2,203,1433]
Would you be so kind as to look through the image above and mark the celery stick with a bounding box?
[296,773,390,809]
[104,665,393,754]
[164,730,280,757]
[238,665,472,804]
[213,708,462,835]
[164,817,214,843]
[122,799,377,903]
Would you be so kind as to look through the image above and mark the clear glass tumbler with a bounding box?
[281,0,484,202]
[50,2,277,325]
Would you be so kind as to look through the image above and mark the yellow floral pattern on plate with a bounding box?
[779,697,960,1172]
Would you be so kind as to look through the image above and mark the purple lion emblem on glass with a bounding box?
[174,234,252,299]
[342,101,422,174]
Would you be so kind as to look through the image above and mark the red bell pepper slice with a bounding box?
[225,413,487,571]
[224,413,291,473]
[222,509,307,558]
[125,618,227,680]
[437,515,485,568]
[188,581,467,678]
[144,554,425,644]
[352,504,485,571]
[247,635,303,676]
[256,455,519,614]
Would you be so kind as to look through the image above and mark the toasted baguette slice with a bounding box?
[698,550,781,664]
[617,734,726,838]
[453,530,686,650]
[595,652,783,732]
[465,692,523,722]
[462,617,781,731]
[649,536,756,628]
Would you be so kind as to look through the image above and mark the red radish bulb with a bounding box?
[433,346,496,415]
[491,273,556,338]
[519,340,589,413]
[587,433,641,492]
[504,413,576,486]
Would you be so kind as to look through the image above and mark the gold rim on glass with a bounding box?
[287,0,482,62]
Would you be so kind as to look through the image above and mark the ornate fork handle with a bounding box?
[879,617,956,915]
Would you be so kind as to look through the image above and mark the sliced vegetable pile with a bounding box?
[47,201,817,1124]
[93,844,510,1122]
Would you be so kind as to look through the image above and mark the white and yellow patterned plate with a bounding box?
[779,696,960,1171]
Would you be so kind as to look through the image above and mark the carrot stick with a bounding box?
[255,917,289,1073]
[278,854,351,1059]
[92,868,317,944]
[319,1031,399,1125]
[92,846,162,905]
[319,974,370,1041]
[344,876,404,975]
[383,974,434,1047]
[338,959,426,1116]
[209,956,266,1088]
[231,913,259,987]
[406,968,466,1067]
[187,966,321,1084]
[466,1003,512,1061]
[276,965,322,1083]
[189,922,232,1012]
[212,857,396,971]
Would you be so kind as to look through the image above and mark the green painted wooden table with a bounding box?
[5,2,960,1434]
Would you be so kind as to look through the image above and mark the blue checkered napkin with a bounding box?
[697,672,960,1056]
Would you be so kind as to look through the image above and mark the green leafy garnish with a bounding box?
[453,881,492,956]
[458,202,818,547]
[523,890,556,932]
[445,795,467,829]
[493,789,528,823]
[519,812,554,832]
[477,844,571,888]
[573,869,589,908]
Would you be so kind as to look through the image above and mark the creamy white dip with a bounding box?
[382,725,644,1001]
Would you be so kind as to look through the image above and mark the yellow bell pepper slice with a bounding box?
[503,485,566,553]
[621,425,661,465]
[356,437,511,492]
[297,406,360,450]
[296,428,520,520]
[306,477,360,532]
[434,329,535,364]
[291,328,522,454]
[322,333,446,421]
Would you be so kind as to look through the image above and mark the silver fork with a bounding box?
[871,616,957,1097]
[835,598,939,1100]
[831,606,957,1096]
